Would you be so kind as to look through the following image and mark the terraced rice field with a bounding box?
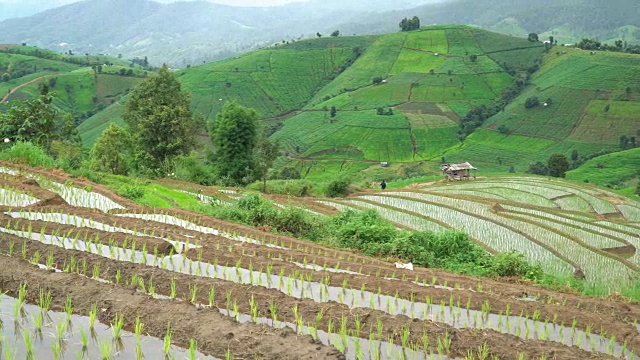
[328,176,640,293]
[0,164,638,359]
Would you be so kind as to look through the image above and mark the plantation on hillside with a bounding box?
[1,47,144,132]
[271,26,544,177]
[450,47,640,172]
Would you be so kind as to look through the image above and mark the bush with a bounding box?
[325,179,351,197]
[247,179,316,197]
[173,153,216,185]
[490,251,544,280]
[0,141,55,168]
[119,184,146,200]
[524,96,540,108]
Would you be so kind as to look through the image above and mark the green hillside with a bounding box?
[1,47,144,143]
[271,26,543,177]
[567,148,640,195]
[446,46,640,172]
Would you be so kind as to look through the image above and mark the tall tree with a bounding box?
[210,102,259,185]
[547,153,569,178]
[0,84,57,151]
[254,138,280,192]
[123,65,197,174]
[90,123,131,175]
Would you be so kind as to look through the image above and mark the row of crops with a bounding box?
[0,163,639,359]
[329,176,640,292]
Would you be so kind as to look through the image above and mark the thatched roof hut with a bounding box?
[440,162,477,180]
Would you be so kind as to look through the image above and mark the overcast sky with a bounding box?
[0,0,308,7]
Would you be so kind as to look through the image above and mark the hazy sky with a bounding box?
[0,0,308,6]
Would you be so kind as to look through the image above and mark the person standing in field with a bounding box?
[380,180,387,190]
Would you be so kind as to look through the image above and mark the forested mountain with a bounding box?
[0,0,434,67]
[0,0,638,66]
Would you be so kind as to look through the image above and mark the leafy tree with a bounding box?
[548,153,569,178]
[528,33,539,42]
[527,161,548,175]
[123,65,197,174]
[331,30,340,37]
[0,85,57,151]
[571,149,579,161]
[210,102,259,185]
[372,76,383,85]
[524,96,540,108]
[254,137,280,193]
[316,32,322,38]
[399,16,420,31]
[330,106,337,118]
[90,123,131,175]
[497,124,511,134]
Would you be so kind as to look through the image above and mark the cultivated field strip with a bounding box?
[0,164,638,359]
[357,194,574,276]
[0,225,632,359]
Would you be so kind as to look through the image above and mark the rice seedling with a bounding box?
[188,339,197,360]
[22,329,34,359]
[89,303,98,329]
[111,314,124,340]
[190,284,198,304]
[100,337,112,360]
[164,322,173,357]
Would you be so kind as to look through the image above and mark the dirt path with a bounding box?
[0,74,51,103]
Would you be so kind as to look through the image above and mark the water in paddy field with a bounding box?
[0,294,218,360]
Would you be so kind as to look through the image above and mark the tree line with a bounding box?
[0,65,280,190]
[399,17,421,32]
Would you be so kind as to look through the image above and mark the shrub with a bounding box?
[524,96,540,108]
[325,179,351,197]
[119,184,146,200]
[491,251,544,280]
[248,179,316,197]
[0,141,55,168]
[173,153,216,185]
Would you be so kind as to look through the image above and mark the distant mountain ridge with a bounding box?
[0,0,638,66]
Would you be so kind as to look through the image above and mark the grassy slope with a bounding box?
[446,46,640,172]
[0,49,142,149]
[176,36,376,120]
[273,26,543,179]
[567,148,640,196]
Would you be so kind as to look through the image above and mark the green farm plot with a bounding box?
[412,126,460,159]
[568,100,640,144]
[179,47,358,119]
[410,74,497,102]
[273,111,424,162]
[95,74,141,104]
[437,56,504,75]
[446,99,494,117]
[445,28,484,56]
[0,52,82,74]
[485,87,596,141]
[444,129,613,172]
[308,33,407,105]
[404,30,448,53]
[396,102,458,129]
[389,49,446,75]
[277,35,378,51]
[567,148,640,189]
[78,99,126,148]
[534,51,640,92]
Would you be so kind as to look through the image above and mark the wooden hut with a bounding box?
[440,162,477,181]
